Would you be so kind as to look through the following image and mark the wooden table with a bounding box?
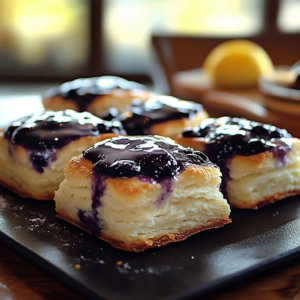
[0,243,84,300]
[2,241,300,300]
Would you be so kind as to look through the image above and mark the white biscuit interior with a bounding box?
[227,138,300,208]
[0,133,116,200]
[55,158,231,251]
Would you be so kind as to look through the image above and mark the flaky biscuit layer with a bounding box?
[0,132,118,200]
[175,136,300,209]
[149,110,209,138]
[55,157,231,251]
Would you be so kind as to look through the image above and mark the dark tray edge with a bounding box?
[2,221,300,300]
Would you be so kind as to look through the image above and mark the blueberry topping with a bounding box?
[120,96,204,135]
[83,136,213,182]
[182,117,291,160]
[181,117,292,193]
[4,110,124,173]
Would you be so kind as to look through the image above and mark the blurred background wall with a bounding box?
[0,0,299,84]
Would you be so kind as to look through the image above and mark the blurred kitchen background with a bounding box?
[0,0,300,126]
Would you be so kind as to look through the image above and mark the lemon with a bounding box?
[203,39,274,88]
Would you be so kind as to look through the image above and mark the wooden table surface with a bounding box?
[2,240,300,300]
[2,84,300,300]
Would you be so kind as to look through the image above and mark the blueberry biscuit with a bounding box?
[42,76,151,119]
[54,136,231,252]
[176,117,300,209]
[0,110,124,200]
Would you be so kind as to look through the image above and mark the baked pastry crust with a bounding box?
[43,90,151,117]
[0,110,124,200]
[226,138,300,209]
[176,125,300,209]
[149,109,208,138]
[175,136,205,152]
[120,95,209,138]
[54,137,231,252]
[57,211,229,252]
[0,132,117,200]
[42,77,151,118]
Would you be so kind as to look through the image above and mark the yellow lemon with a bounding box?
[203,39,274,88]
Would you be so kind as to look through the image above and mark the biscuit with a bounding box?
[42,76,151,119]
[54,136,231,252]
[176,117,300,209]
[120,95,208,138]
[0,110,124,200]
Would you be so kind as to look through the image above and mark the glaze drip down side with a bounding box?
[157,178,177,205]
[4,110,124,173]
[78,173,107,236]
[120,96,204,135]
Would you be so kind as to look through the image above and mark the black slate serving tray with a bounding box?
[1,184,300,300]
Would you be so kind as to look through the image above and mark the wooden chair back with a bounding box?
[152,33,300,95]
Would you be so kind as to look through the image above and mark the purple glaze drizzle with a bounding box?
[181,117,292,193]
[28,150,57,173]
[43,76,148,112]
[4,110,125,173]
[78,173,107,236]
[157,178,176,205]
[120,96,204,135]
[82,136,212,181]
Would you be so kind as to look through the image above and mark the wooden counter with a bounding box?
[0,243,84,300]
[2,241,300,300]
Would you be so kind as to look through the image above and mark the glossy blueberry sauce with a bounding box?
[43,76,148,112]
[78,174,107,236]
[120,96,204,135]
[78,136,213,234]
[181,117,292,193]
[83,136,212,180]
[4,110,125,173]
